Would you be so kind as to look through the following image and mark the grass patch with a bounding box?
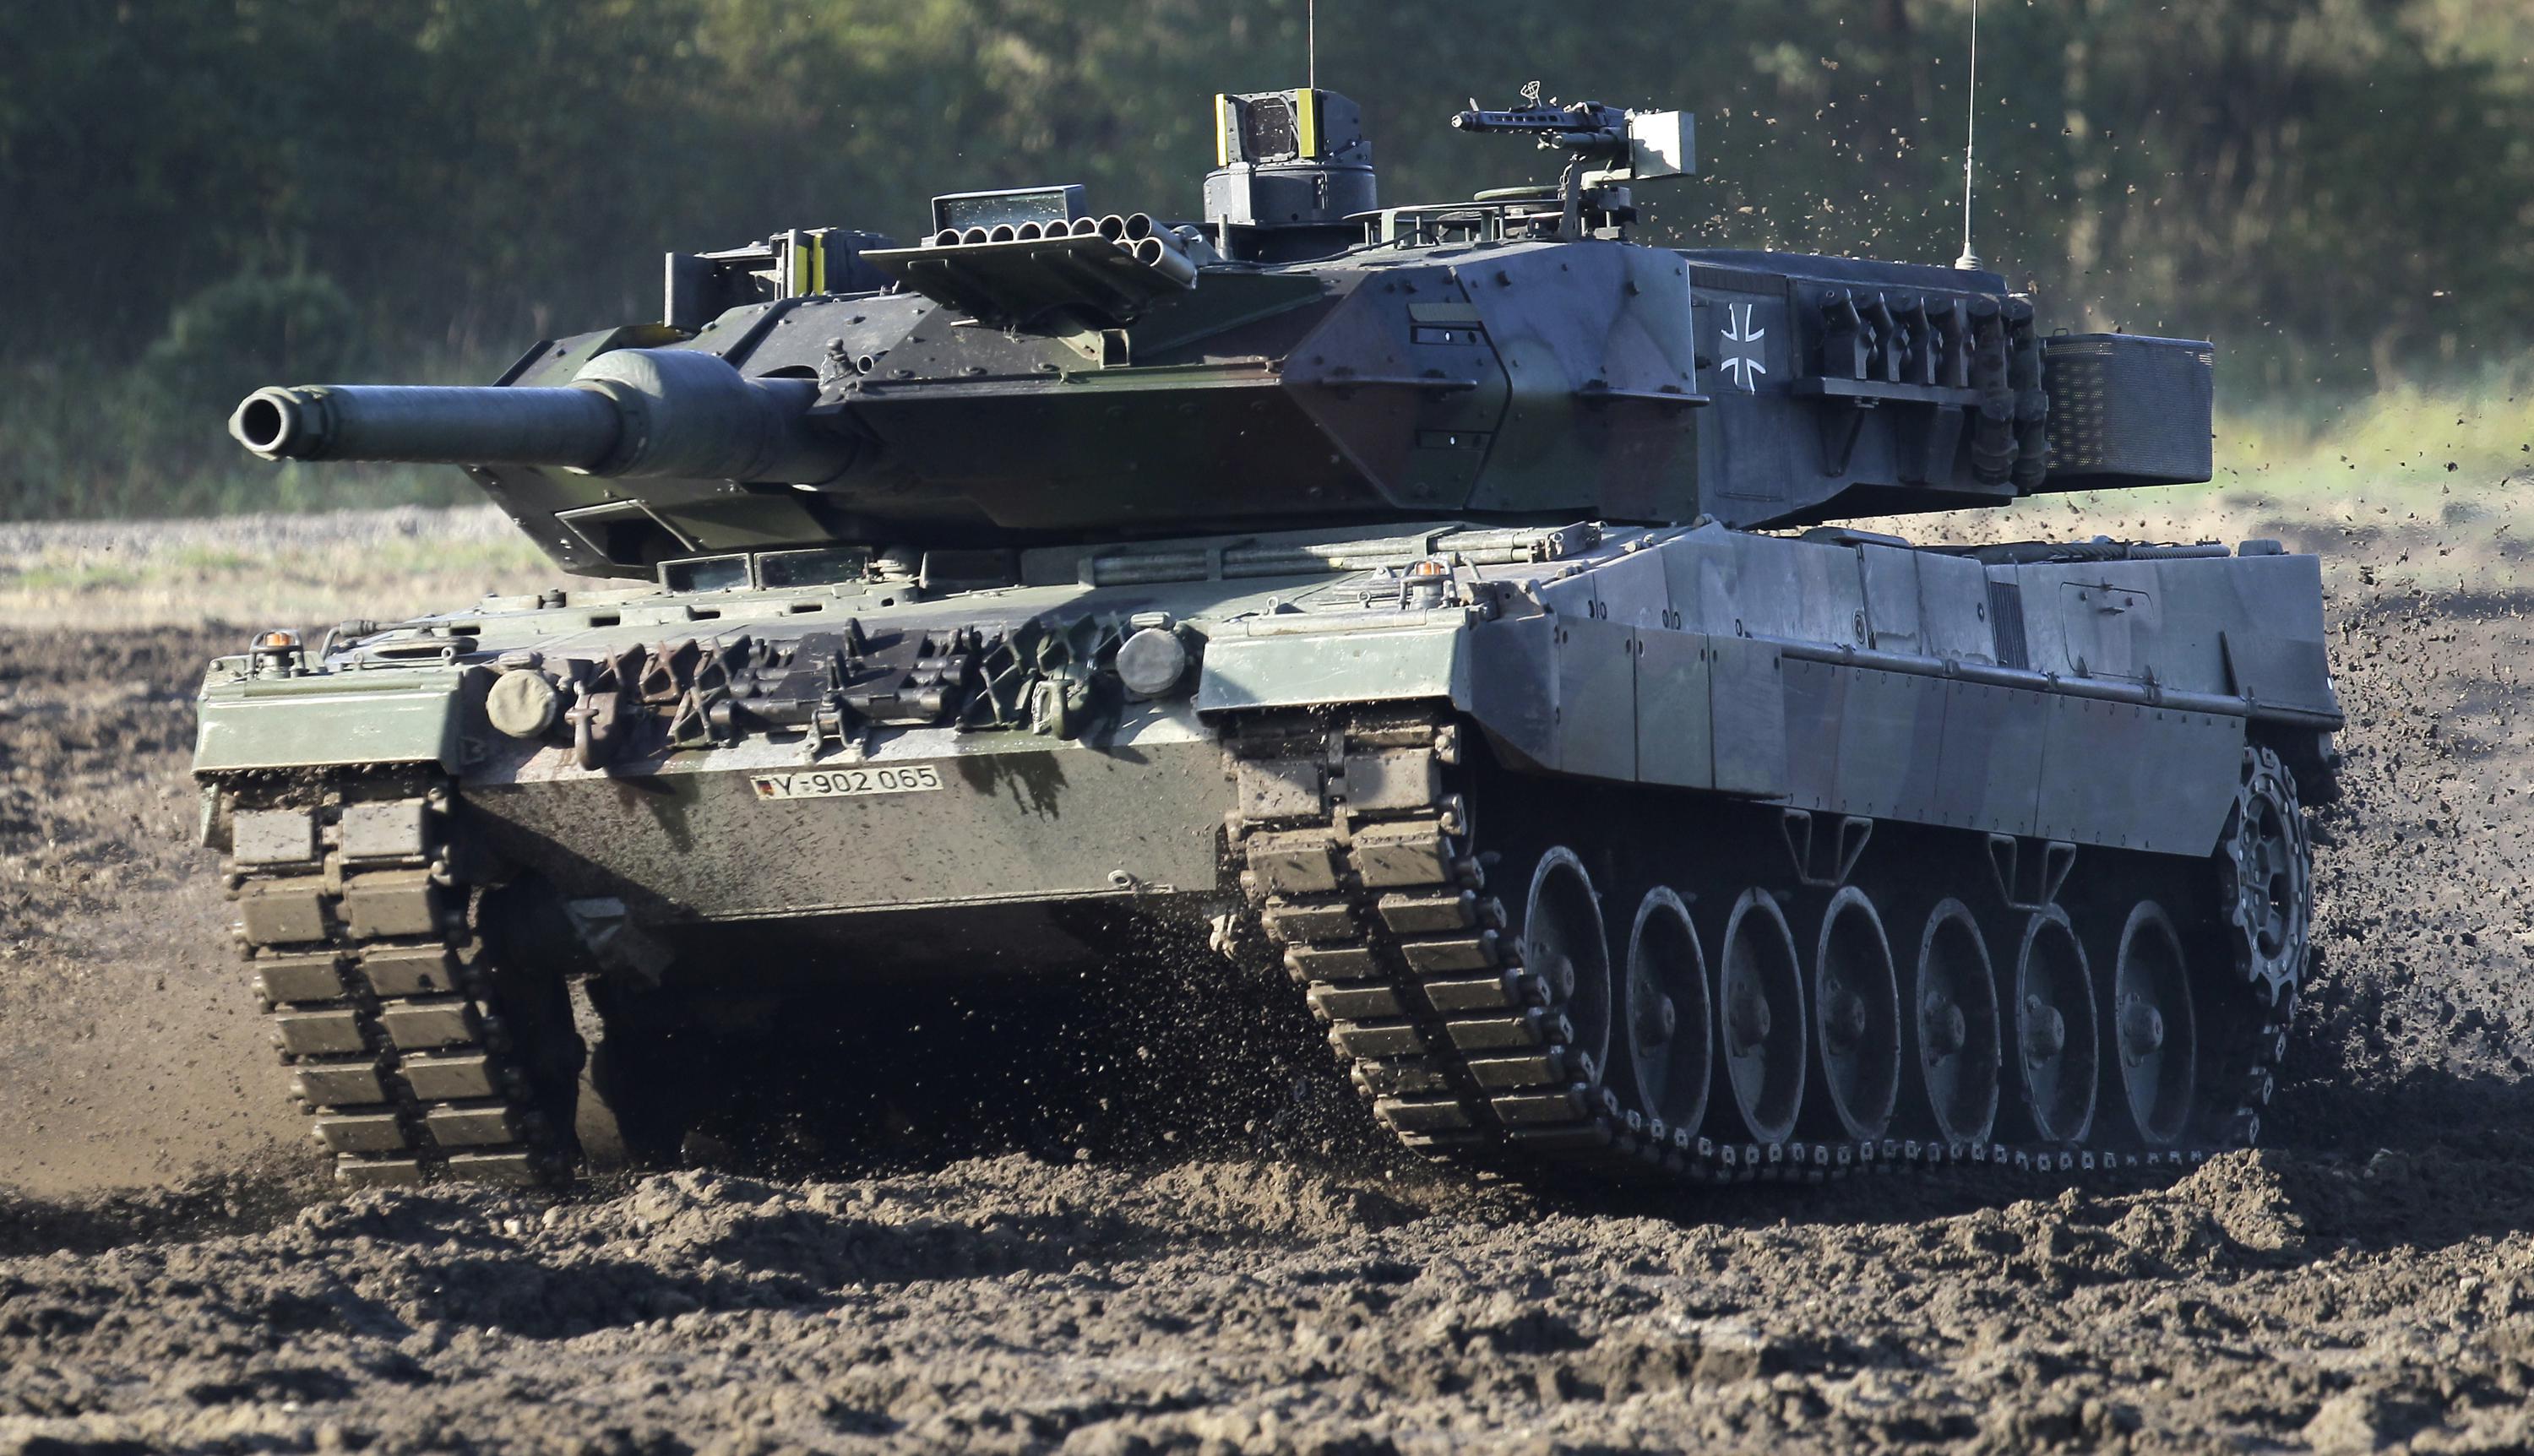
[0,508,557,630]
[8,562,144,594]
[165,545,262,573]
[2210,363,2534,516]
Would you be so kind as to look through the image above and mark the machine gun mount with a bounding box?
[1449,92,1694,239]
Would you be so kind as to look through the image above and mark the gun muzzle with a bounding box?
[231,347,859,486]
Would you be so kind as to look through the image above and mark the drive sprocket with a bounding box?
[2216,744,2313,1011]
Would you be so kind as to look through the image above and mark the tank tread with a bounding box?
[224,779,568,1187]
[1232,709,2278,1191]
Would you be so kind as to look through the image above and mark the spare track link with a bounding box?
[226,779,568,1188]
[1232,709,2250,1190]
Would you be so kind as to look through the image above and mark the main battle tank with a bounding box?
[198,88,2338,1192]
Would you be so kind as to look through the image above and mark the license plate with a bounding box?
[750,763,945,800]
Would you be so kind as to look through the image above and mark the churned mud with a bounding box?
[8,506,2534,1453]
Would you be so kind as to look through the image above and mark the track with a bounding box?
[217,706,2311,1195]
[225,777,578,1187]
[1233,706,2308,1191]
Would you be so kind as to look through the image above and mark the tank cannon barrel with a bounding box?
[229,347,858,485]
[233,385,623,469]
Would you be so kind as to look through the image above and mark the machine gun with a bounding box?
[1449,99,1634,150]
[1449,92,1692,239]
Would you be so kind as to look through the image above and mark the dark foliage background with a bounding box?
[6,0,2530,516]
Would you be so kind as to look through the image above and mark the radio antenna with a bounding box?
[1955,0,1982,270]
[1308,0,1318,92]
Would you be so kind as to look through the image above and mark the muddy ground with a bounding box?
[7,507,2534,1453]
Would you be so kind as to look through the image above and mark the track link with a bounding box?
[225,778,574,1187]
[1232,709,2297,1191]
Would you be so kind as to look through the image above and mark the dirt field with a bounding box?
[7,503,2534,1453]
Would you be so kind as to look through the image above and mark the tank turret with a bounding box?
[227,88,2214,580]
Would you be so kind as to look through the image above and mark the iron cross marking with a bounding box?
[1721,302,1767,391]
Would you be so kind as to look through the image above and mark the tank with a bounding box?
[198,87,2338,1191]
